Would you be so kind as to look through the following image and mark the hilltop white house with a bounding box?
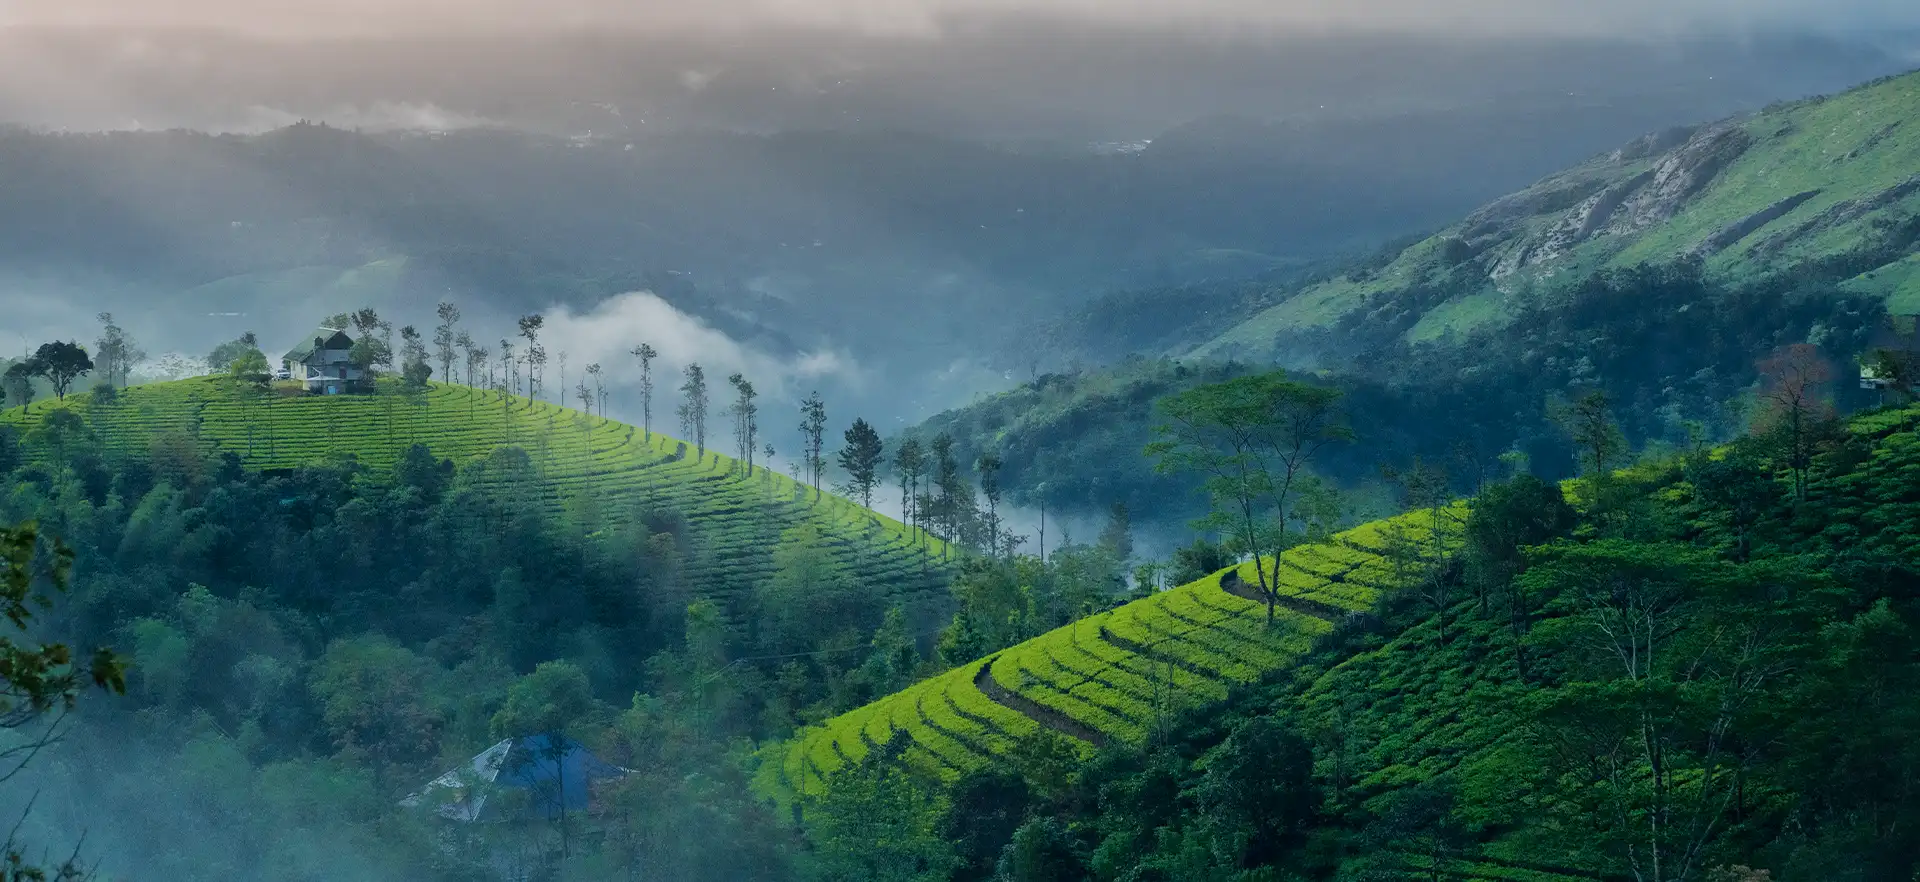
[282,328,365,395]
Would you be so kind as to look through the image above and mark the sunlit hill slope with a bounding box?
[1196,69,1920,358]
[0,378,953,620]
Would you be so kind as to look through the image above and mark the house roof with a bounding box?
[400,734,628,824]
[284,328,354,364]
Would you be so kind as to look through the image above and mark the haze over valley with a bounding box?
[5,3,1920,880]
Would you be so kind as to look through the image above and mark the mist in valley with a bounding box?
[4,1,1920,879]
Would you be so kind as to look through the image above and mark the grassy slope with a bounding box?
[0,378,952,618]
[1194,69,1920,358]
[761,504,1460,802]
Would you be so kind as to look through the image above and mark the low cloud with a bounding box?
[222,102,496,134]
[537,291,863,409]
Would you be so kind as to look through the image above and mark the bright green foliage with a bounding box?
[764,505,1455,804]
[0,378,952,621]
[1196,69,1920,357]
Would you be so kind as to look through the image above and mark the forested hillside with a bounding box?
[0,378,951,628]
[764,505,1455,800]
[789,392,1920,882]
[0,375,964,879]
[1195,69,1920,364]
[934,70,1920,531]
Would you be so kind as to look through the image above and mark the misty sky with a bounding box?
[6,0,1920,38]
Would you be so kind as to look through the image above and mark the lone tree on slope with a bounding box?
[94,312,144,390]
[977,452,1004,556]
[1148,373,1350,625]
[799,391,828,496]
[678,363,709,459]
[631,343,658,440]
[838,417,885,509]
[434,301,462,384]
[1754,343,1838,501]
[517,314,545,400]
[29,342,94,401]
[728,373,759,475]
[894,438,926,538]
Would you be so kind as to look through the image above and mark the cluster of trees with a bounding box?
[804,357,1920,882]
[2,340,94,405]
[921,256,1896,538]
[0,392,972,878]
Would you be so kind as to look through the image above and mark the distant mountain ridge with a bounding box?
[1192,69,1920,363]
[5,69,1906,374]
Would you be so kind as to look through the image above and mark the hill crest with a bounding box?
[1,378,954,625]
[1194,68,1920,359]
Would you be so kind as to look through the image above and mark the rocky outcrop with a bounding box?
[1609,125,1702,163]
[1460,175,1612,245]
[1691,190,1823,257]
[1751,174,1920,256]
[1490,170,1654,278]
[1488,123,1754,277]
[1604,123,1754,235]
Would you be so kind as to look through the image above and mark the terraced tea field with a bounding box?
[764,504,1462,800]
[1,379,954,617]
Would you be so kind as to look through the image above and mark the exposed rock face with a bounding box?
[1608,125,1702,163]
[1460,175,1612,245]
[1604,123,1754,235]
[1751,174,1920,255]
[1691,190,1823,256]
[1488,123,1755,277]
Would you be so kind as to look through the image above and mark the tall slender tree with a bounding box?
[498,340,516,440]
[378,320,397,375]
[977,452,1004,556]
[838,418,885,509]
[94,312,143,389]
[399,326,432,389]
[799,391,828,497]
[517,314,545,400]
[456,332,476,386]
[499,340,516,398]
[678,363,709,459]
[1148,373,1350,624]
[466,342,488,419]
[894,439,926,539]
[727,373,759,475]
[1550,389,1626,479]
[931,434,961,554]
[348,309,388,378]
[1753,343,1837,501]
[433,301,461,384]
[1,362,35,409]
[586,363,605,417]
[630,343,657,440]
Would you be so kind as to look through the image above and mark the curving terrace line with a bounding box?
[1219,569,1351,622]
[972,657,1109,747]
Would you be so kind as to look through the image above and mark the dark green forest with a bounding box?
[808,398,1920,882]
[4,55,1920,882]
[4,335,1920,878]
[926,257,1895,532]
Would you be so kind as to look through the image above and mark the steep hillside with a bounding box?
[1195,69,1920,361]
[796,401,1920,880]
[762,504,1457,801]
[0,379,953,623]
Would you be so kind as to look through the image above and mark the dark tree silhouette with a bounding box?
[28,342,93,401]
[838,418,885,509]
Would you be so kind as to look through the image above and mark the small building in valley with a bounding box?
[401,734,628,824]
[283,328,364,395]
